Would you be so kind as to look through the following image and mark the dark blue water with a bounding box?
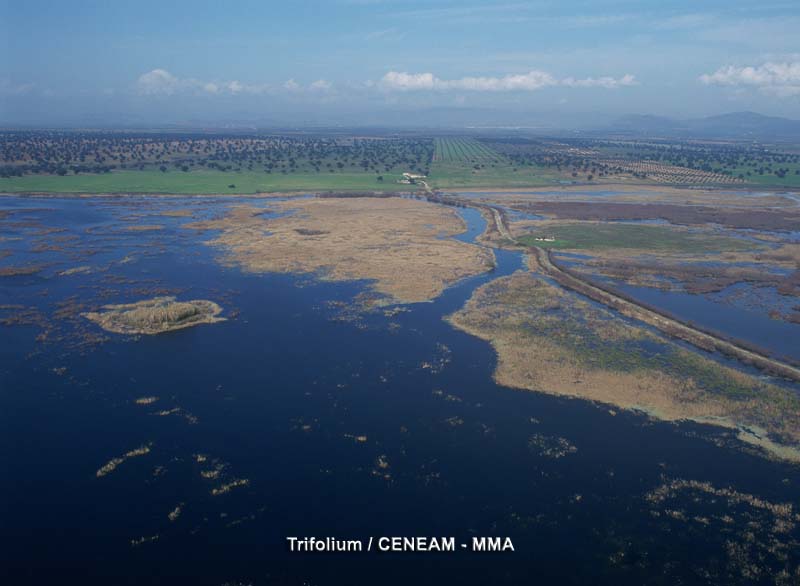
[2,196,800,586]
[618,283,800,363]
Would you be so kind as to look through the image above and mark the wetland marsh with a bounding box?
[2,191,800,585]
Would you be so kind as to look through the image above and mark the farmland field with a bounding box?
[727,163,800,187]
[0,169,416,194]
[433,137,503,163]
[0,132,431,194]
[429,137,557,189]
[486,137,800,187]
[6,131,800,194]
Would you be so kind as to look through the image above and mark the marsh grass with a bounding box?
[448,271,800,457]
[517,223,754,253]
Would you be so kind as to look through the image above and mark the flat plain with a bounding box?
[3,130,800,584]
[5,131,800,194]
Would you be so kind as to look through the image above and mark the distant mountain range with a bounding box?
[6,105,799,142]
[608,111,800,141]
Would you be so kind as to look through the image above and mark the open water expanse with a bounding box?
[1,196,799,585]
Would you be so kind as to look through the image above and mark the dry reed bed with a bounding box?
[188,197,495,304]
[448,270,800,461]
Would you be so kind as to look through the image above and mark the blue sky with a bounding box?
[2,0,799,126]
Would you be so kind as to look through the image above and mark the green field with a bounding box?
[433,137,503,163]
[0,139,563,193]
[429,138,558,189]
[10,133,798,194]
[517,223,756,253]
[0,169,417,195]
[727,165,800,187]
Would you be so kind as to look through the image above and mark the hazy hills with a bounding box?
[609,111,800,140]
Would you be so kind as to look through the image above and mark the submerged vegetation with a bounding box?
[643,478,800,583]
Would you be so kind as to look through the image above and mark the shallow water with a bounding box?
[618,283,800,363]
[500,190,800,366]
[552,252,800,364]
[1,196,799,585]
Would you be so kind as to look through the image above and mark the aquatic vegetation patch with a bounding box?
[372,455,392,481]
[517,222,755,253]
[151,406,199,424]
[96,443,152,478]
[187,197,495,304]
[0,304,48,328]
[195,453,228,480]
[645,478,800,583]
[130,535,160,547]
[0,300,112,352]
[432,388,462,402]
[158,208,195,218]
[211,478,250,496]
[527,433,578,459]
[83,296,224,335]
[134,396,159,405]
[565,256,800,319]
[167,504,183,522]
[512,200,800,232]
[58,265,94,277]
[420,342,452,374]
[0,264,46,277]
[123,224,164,232]
[448,271,800,459]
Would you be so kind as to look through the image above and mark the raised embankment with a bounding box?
[480,202,800,383]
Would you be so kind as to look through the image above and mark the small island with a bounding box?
[83,296,224,335]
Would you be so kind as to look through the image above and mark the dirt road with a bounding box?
[482,202,800,382]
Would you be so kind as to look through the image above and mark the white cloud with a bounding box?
[700,62,800,97]
[449,71,557,91]
[226,80,244,94]
[133,68,635,100]
[561,74,638,88]
[136,69,184,95]
[378,70,637,92]
[309,79,332,92]
[380,71,440,91]
[135,69,331,97]
[136,69,232,95]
